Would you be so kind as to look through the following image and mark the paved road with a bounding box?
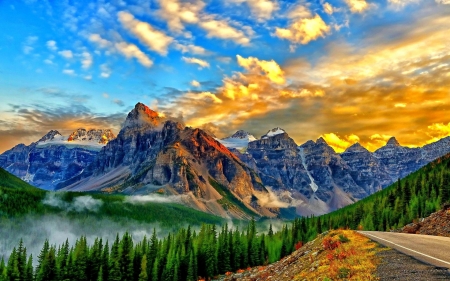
[360,231,450,269]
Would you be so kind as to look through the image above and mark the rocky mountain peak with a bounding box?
[386,137,400,146]
[261,127,286,139]
[344,142,368,153]
[68,129,116,144]
[227,130,255,140]
[123,102,161,129]
[38,130,63,142]
[316,137,328,145]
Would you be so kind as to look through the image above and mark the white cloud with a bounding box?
[118,11,173,56]
[182,56,210,68]
[100,64,111,78]
[345,0,370,13]
[191,80,201,87]
[115,42,153,67]
[89,34,112,48]
[46,40,57,51]
[231,0,278,20]
[44,59,53,65]
[62,69,75,75]
[199,18,251,45]
[23,46,33,54]
[174,42,208,55]
[58,50,73,59]
[156,0,205,32]
[103,93,109,98]
[81,52,93,69]
[275,14,330,45]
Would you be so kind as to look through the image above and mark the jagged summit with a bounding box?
[386,137,400,146]
[343,142,368,153]
[122,102,162,129]
[38,130,64,142]
[316,137,328,145]
[225,130,257,140]
[68,129,116,144]
[261,127,286,139]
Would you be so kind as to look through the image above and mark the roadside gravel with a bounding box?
[376,246,450,280]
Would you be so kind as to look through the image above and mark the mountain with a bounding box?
[58,103,276,219]
[216,130,257,151]
[0,128,116,190]
[220,129,450,216]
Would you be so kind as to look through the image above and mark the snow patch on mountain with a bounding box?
[262,127,285,139]
[36,129,115,151]
[298,147,319,192]
[217,130,257,150]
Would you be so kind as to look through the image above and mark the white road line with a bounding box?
[362,232,450,266]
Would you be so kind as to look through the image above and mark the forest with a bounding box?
[1,153,450,280]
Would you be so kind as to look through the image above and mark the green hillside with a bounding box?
[308,152,450,235]
[0,168,223,227]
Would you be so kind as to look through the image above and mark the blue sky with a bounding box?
[0,0,449,153]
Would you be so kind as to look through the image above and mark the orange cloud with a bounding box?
[321,133,360,152]
[275,14,331,45]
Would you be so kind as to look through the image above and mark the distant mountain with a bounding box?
[221,128,450,215]
[0,128,116,190]
[58,103,277,219]
[216,130,257,150]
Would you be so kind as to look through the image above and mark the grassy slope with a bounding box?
[0,167,223,227]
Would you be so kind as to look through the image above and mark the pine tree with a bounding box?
[138,255,148,281]
[110,234,121,281]
[0,257,6,281]
[119,232,134,281]
[25,255,33,281]
[6,247,19,281]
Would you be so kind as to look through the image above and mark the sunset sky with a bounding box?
[0,0,449,153]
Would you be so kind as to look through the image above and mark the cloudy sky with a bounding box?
[0,0,449,153]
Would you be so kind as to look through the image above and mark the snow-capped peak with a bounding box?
[262,127,286,139]
[216,130,257,150]
[36,128,116,151]
[38,130,65,143]
[224,130,257,141]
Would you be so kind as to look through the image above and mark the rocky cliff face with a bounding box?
[60,103,275,219]
[0,128,115,190]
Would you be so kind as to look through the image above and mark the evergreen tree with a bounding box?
[138,255,148,281]
[6,247,19,281]
[119,232,134,281]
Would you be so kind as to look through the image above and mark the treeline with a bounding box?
[0,218,316,281]
[314,154,450,232]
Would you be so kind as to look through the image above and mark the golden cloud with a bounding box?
[118,11,173,55]
[115,42,153,67]
[199,18,251,45]
[275,14,331,45]
[231,0,278,20]
[321,133,360,152]
[157,0,205,32]
[323,2,334,14]
[237,55,285,84]
[345,0,370,13]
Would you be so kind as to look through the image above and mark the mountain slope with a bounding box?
[60,103,276,219]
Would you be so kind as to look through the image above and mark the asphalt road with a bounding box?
[360,231,450,269]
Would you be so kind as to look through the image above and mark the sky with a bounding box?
[0,0,449,154]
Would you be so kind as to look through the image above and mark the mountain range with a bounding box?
[1,102,450,217]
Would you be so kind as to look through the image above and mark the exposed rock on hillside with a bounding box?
[400,205,450,237]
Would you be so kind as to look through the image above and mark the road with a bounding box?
[360,231,450,269]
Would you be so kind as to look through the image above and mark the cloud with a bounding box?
[118,11,173,56]
[191,80,200,87]
[435,0,450,4]
[23,46,33,54]
[320,133,360,152]
[81,52,93,69]
[426,122,450,143]
[237,55,285,84]
[62,69,75,75]
[345,0,370,13]
[46,40,57,51]
[199,18,251,45]
[395,103,406,108]
[156,0,205,32]
[323,2,334,14]
[113,99,125,106]
[174,42,208,55]
[43,193,103,212]
[231,0,278,20]
[124,194,186,204]
[100,64,111,78]
[115,42,153,67]
[182,56,210,69]
[58,50,73,59]
[89,34,112,48]
[102,93,109,98]
[275,14,331,45]
[44,59,53,65]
